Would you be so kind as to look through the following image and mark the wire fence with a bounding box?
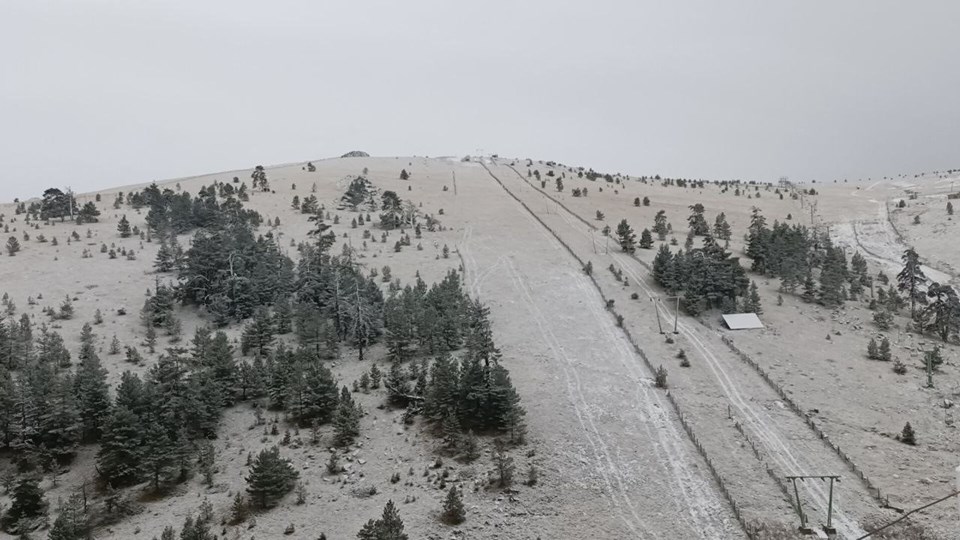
[719,335,892,509]
[496,161,896,513]
[481,162,764,538]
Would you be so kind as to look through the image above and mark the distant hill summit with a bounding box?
[340,150,370,158]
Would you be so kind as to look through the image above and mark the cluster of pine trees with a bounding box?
[136,182,262,236]
[652,235,749,315]
[0,321,106,467]
[745,208,868,307]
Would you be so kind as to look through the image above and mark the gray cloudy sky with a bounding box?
[3,1,959,201]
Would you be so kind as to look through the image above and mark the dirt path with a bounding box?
[482,159,885,538]
[453,163,743,538]
[833,200,953,286]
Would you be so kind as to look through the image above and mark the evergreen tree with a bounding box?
[802,272,817,303]
[900,422,916,445]
[97,406,143,487]
[423,354,459,422]
[897,248,927,318]
[920,282,960,342]
[639,228,653,249]
[74,347,111,442]
[333,386,361,446]
[441,486,466,524]
[6,236,21,256]
[241,307,275,357]
[818,244,848,307]
[652,244,672,286]
[117,215,132,238]
[745,207,768,273]
[76,201,101,224]
[713,212,732,241]
[155,238,174,272]
[878,337,892,361]
[948,201,954,216]
[48,494,88,540]
[246,446,299,509]
[615,219,636,253]
[687,203,709,235]
[383,359,408,401]
[287,358,339,426]
[867,338,879,359]
[742,281,762,313]
[140,419,179,490]
[652,210,668,240]
[357,500,408,540]
[2,475,46,531]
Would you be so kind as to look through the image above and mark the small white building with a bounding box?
[721,313,764,330]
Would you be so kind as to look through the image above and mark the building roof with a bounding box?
[722,313,764,330]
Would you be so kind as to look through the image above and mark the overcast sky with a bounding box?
[2,1,959,201]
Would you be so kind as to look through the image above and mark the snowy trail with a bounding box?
[835,200,953,286]
[487,160,873,538]
[455,164,741,539]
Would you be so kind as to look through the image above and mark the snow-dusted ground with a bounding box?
[3,156,959,539]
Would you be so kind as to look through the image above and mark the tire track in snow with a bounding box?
[467,160,741,538]
[489,161,868,538]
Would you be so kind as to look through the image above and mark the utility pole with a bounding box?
[663,295,681,334]
[650,295,664,334]
[786,475,841,535]
[66,186,75,221]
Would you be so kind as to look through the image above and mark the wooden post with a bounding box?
[651,295,664,334]
[791,477,808,530]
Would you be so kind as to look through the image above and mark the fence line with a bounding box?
[481,162,763,538]
[498,160,892,510]
[719,335,890,507]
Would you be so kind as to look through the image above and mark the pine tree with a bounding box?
[900,422,916,445]
[920,282,960,342]
[639,228,654,249]
[76,201,101,224]
[155,238,174,272]
[357,500,408,540]
[687,203,709,235]
[423,354,459,422]
[74,347,111,442]
[441,486,466,524]
[6,236,20,256]
[370,363,382,389]
[386,360,410,406]
[492,442,515,487]
[897,248,927,319]
[652,244,672,286]
[802,272,817,303]
[652,210,668,240]
[878,337,892,361]
[333,386,361,446]
[241,308,275,357]
[615,219,636,253]
[743,281,762,314]
[713,212,732,240]
[867,338,879,360]
[246,446,299,509]
[48,494,88,540]
[144,325,157,354]
[230,492,248,524]
[2,475,47,530]
[140,420,178,491]
[948,201,954,216]
[97,406,142,488]
[117,215,132,238]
